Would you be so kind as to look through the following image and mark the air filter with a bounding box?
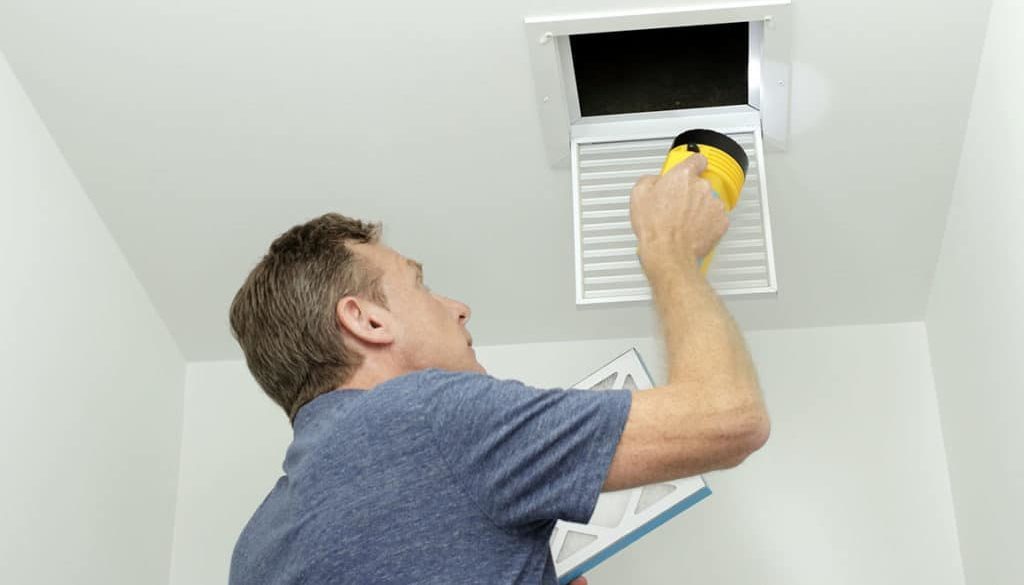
[552,347,711,583]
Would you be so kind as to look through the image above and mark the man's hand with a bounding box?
[629,153,729,266]
[569,577,588,585]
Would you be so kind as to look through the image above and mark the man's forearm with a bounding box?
[640,241,765,416]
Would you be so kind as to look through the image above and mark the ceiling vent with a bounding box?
[524,1,791,304]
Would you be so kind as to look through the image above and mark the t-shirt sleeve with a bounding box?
[415,368,633,533]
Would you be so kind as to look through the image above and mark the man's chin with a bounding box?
[465,356,487,375]
[466,347,486,374]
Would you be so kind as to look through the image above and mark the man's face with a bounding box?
[354,243,485,375]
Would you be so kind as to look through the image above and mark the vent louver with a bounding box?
[571,128,777,304]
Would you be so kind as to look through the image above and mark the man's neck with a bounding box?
[340,356,409,391]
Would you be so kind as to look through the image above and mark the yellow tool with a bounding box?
[660,129,749,275]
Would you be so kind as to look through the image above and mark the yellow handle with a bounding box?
[660,144,746,275]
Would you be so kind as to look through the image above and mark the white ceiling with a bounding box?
[0,0,993,361]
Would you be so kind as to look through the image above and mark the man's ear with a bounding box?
[335,296,395,346]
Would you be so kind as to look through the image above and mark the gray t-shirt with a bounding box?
[229,367,633,584]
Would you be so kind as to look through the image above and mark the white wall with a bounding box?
[168,360,294,585]
[172,322,963,585]
[0,52,185,584]
[925,0,1024,583]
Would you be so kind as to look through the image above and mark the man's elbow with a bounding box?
[746,410,771,454]
[721,408,771,469]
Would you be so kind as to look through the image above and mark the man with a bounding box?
[228,154,770,584]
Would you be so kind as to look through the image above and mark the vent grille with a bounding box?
[572,129,777,303]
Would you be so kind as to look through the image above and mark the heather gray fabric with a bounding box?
[229,368,633,585]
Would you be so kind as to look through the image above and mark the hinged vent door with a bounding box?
[572,128,777,304]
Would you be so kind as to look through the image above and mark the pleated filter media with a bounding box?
[552,348,711,583]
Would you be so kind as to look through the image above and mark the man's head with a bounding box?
[229,213,484,422]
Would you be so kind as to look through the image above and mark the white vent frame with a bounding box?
[524,0,793,166]
[570,109,779,303]
[524,2,789,303]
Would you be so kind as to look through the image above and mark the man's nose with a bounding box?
[447,297,472,326]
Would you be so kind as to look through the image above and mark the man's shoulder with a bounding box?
[368,368,538,419]
[373,368,498,399]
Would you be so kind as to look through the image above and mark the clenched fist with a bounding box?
[629,153,730,266]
